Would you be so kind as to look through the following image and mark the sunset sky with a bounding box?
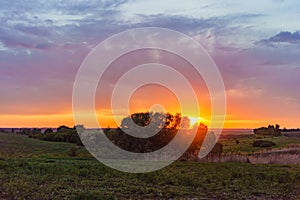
[1,0,300,128]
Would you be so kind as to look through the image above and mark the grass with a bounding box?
[220,134,300,154]
[0,132,92,159]
[1,132,300,199]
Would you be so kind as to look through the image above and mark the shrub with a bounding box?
[252,140,276,148]
[69,147,79,157]
[260,141,276,147]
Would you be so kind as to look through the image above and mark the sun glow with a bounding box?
[188,116,208,128]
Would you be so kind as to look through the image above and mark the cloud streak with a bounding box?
[256,31,300,47]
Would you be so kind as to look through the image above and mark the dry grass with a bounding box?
[199,146,300,165]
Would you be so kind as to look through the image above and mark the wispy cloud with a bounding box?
[255,31,300,47]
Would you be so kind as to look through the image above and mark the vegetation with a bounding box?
[2,120,300,198]
[253,140,276,148]
[281,128,300,132]
[8,112,217,164]
[17,125,83,146]
[120,112,188,129]
[10,112,223,164]
[16,112,210,161]
[254,124,281,136]
[1,131,300,199]
[220,134,300,154]
[106,112,209,160]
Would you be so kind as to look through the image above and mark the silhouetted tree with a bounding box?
[32,128,42,135]
[120,112,188,130]
[108,112,208,160]
[254,124,281,136]
[44,128,53,134]
[18,128,31,135]
[57,125,71,132]
[184,123,208,159]
[30,125,83,146]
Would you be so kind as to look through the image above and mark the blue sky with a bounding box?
[0,0,300,128]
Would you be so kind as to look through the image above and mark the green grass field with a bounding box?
[1,132,300,199]
[220,134,300,154]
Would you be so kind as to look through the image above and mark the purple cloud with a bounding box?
[256,31,300,47]
[0,27,54,51]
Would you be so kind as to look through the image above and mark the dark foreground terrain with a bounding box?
[1,131,300,199]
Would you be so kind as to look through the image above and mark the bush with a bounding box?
[252,140,276,148]
[69,147,79,157]
[29,125,83,146]
[260,141,276,147]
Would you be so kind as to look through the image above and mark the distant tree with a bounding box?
[254,124,281,136]
[32,128,42,135]
[29,125,83,146]
[18,128,31,135]
[44,128,53,134]
[57,125,71,132]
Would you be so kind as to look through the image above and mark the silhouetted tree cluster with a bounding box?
[29,125,83,146]
[17,128,36,135]
[21,112,213,161]
[281,127,300,132]
[120,112,186,130]
[106,112,208,160]
[254,124,281,136]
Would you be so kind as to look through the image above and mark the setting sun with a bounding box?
[188,116,208,128]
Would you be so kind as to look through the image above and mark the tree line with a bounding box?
[18,125,83,146]
[17,112,220,160]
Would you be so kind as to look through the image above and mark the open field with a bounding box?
[220,133,300,154]
[1,131,300,199]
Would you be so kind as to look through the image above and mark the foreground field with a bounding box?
[1,132,300,199]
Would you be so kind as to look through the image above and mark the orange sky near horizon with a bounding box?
[0,113,296,129]
[1,82,298,129]
[1,70,299,129]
